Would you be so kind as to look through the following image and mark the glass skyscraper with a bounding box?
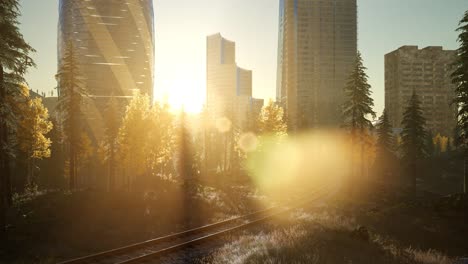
[58,0,155,141]
[277,0,357,131]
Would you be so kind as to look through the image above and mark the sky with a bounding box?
[18,0,467,115]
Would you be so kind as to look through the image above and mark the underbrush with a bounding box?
[197,209,456,264]
[1,179,264,264]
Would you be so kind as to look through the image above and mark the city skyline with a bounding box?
[18,0,466,115]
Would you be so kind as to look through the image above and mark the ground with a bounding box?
[0,182,266,264]
[1,182,467,264]
[195,186,468,264]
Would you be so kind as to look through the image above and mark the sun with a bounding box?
[158,78,205,114]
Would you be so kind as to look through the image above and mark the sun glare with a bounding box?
[160,78,205,114]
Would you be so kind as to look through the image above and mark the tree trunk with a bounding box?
[5,162,12,207]
[348,131,355,196]
[204,130,208,178]
[0,177,5,239]
[412,161,417,196]
[0,63,8,237]
[464,156,467,194]
[69,149,75,190]
[109,144,115,191]
[361,142,364,179]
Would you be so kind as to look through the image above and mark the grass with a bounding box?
[196,207,459,264]
[1,181,264,264]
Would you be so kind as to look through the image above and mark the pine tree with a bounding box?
[451,10,468,193]
[342,52,376,182]
[200,106,211,177]
[117,91,151,188]
[56,41,87,190]
[146,102,175,178]
[375,109,396,178]
[76,132,94,186]
[401,91,427,194]
[376,109,394,157]
[101,96,120,190]
[178,110,196,181]
[426,130,435,157]
[0,0,35,237]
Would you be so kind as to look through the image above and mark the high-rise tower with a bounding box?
[385,46,457,136]
[58,0,155,141]
[206,33,263,129]
[276,0,357,131]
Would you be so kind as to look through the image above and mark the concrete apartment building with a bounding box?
[58,0,155,142]
[276,0,357,131]
[385,46,457,136]
[206,33,264,129]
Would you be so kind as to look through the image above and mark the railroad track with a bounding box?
[59,185,333,264]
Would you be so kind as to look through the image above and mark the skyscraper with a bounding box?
[385,46,457,136]
[206,33,263,129]
[276,0,357,131]
[58,0,155,141]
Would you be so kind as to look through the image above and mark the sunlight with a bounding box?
[246,131,351,200]
[160,78,205,114]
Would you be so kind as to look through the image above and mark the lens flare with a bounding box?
[246,130,352,198]
[238,132,259,152]
[216,117,232,133]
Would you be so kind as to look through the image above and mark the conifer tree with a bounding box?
[401,91,427,194]
[178,110,196,181]
[342,52,376,181]
[77,132,94,186]
[375,109,396,178]
[426,130,435,157]
[101,96,120,190]
[451,10,468,193]
[146,102,175,178]
[0,0,35,236]
[376,109,394,157]
[117,91,151,188]
[200,106,211,177]
[56,41,87,190]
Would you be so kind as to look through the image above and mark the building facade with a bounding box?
[385,46,457,136]
[206,33,263,130]
[276,0,357,131]
[58,0,155,142]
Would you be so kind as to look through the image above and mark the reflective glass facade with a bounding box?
[277,0,357,130]
[58,0,155,140]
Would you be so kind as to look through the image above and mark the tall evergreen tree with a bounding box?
[451,10,468,193]
[117,91,151,188]
[375,109,397,178]
[0,0,35,237]
[76,132,94,186]
[401,91,427,194]
[56,41,87,190]
[376,109,394,157]
[342,52,376,181]
[178,110,196,181]
[146,102,175,178]
[101,96,120,190]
